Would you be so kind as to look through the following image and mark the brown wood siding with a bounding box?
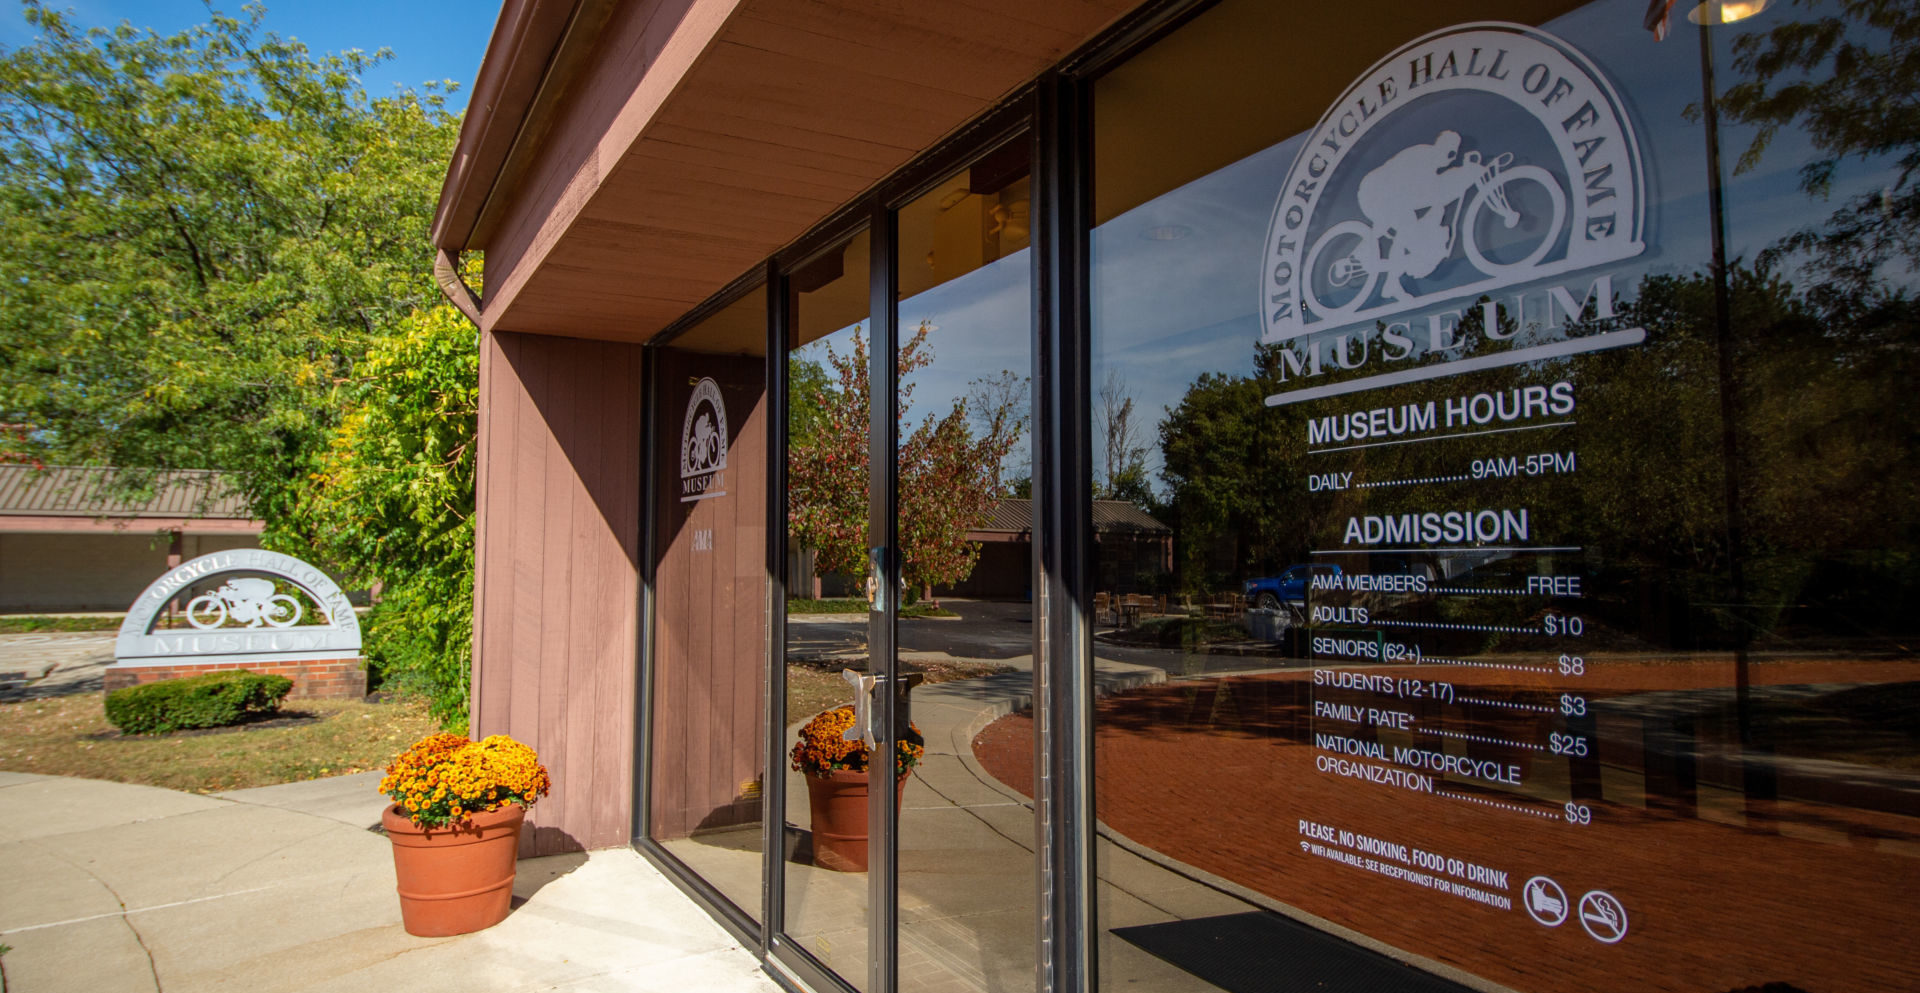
[648,351,767,840]
[472,330,643,855]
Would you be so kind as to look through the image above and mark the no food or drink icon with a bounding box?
[1578,890,1629,944]
[1522,876,1568,927]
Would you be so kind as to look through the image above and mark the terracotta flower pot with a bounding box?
[382,802,525,937]
[804,767,909,872]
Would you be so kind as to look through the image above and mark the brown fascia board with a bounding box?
[431,0,581,251]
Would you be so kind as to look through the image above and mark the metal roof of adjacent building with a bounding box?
[976,498,1169,536]
[0,466,253,520]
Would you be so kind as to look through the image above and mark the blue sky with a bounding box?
[0,1,495,110]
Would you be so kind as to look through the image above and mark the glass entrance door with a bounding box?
[776,229,878,990]
[886,146,1038,993]
[771,129,1040,993]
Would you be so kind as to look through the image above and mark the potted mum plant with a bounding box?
[790,706,924,872]
[379,733,551,936]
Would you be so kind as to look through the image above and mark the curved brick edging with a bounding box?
[915,657,1169,811]
[101,657,367,700]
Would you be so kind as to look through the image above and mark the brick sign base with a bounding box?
[103,657,367,700]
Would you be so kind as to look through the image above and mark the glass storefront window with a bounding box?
[989,0,1919,990]
[783,230,876,988]
[639,3,1918,991]
[891,148,1036,993]
[648,287,770,922]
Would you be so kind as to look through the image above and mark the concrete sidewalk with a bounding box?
[0,771,781,993]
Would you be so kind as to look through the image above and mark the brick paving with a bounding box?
[974,654,1920,993]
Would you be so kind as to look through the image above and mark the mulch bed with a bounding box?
[87,708,323,739]
[973,654,1920,993]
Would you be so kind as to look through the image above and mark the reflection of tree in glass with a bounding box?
[965,368,1031,491]
[787,357,832,450]
[1097,370,1154,510]
[787,323,1023,600]
[1716,0,1920,302]
[1157,346,1314,595]
[1156,261,1915,647]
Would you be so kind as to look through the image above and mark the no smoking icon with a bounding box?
[1525,878,1629,944]
[1578,890,1629,944]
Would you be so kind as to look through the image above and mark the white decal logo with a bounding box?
[680,376,729,502]
[1523,875,1570,927]
[1261,23,1650,407]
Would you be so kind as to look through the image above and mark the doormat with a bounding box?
[1110,911,1474,993]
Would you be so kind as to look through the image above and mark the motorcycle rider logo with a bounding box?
[186,577,304,630]
[1308,129,1566,321]
[686,410,722,473]
[1260,23,1648,345]
[680,376,730,502]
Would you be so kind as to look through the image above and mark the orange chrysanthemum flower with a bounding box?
[381,732,551,828]
[790,706,924,778]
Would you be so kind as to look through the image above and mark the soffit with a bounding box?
[471,0,1139,342]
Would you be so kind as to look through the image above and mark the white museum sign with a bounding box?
[114,549,363,667]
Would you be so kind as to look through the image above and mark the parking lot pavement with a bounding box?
[785,598,1037,662]
[0,632,118,700]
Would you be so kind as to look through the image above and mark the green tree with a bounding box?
[0,2,460,523]
[788,357,831,448]
[1717,0,1920,302]
[299,303,477,726]
[1156,344,1313,593]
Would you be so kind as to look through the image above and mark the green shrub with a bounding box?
[104,671,294,734]
[362,569,471,733]
[288,304,477,732]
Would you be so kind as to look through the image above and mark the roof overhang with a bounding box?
[434,0,1138,342]
[0,516,264,535]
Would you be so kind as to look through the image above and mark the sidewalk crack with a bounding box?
[35,842,163,992]
[123,912,163,993]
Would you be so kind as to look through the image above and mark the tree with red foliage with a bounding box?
[788,322,1022,600]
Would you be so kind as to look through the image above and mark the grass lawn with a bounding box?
[785,657,1015,723]
[0,615,125,633]
[786,598,865,614]
[0,693,441,793]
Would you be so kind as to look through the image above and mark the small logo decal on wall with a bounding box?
[681,377,728,502]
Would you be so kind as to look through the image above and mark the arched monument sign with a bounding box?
[107,549,366,699]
